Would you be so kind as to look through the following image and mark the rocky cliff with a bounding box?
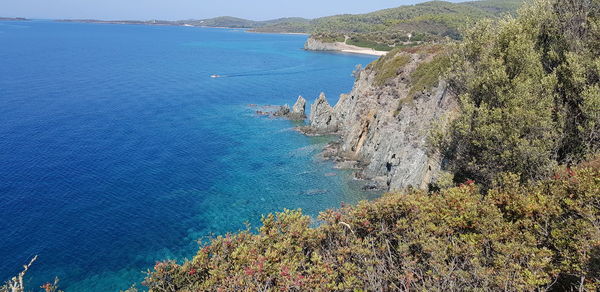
[304,37,348,51]
[300,49,457,191]
[304,36,388,56]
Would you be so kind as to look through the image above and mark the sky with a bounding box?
[1,0,471,21]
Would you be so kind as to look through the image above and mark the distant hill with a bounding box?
[56,0,525,50]
[193,0,525,34]
[185,16,311,32]
[257,0,525,49]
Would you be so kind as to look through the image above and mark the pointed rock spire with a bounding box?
[292,96,306,118]
[309,93,338,132]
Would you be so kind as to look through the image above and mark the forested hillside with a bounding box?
[58,1,524,50]
[188,1,524,49]
[256,0,524,49]
[183,16,311,30]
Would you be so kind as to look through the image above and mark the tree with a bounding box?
[438,0,600,187]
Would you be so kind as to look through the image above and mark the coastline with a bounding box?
[54,19,383,55]
[338,48,387,56]
[304,37,388,56]
[245,30,310,36]
[55,19,310,35]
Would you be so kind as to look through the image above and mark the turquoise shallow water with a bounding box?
[0,20,377,291]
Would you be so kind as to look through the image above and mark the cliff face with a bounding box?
[304,37,348,51]
[301,51,457,191]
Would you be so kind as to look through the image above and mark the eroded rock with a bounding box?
[308,93,338,133]
[291,96,307,119]
[298,52,458,191]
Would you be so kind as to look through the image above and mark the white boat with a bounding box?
[210,74,221,78]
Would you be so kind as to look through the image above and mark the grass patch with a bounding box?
[312,32,345,43]
[400,43,447,55]
[370,50,411,86]
[409,54,451,97]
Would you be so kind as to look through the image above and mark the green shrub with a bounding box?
[312,32,345,43]
[408,54,451,98]
[437,0,600,187]
[346,37,393,51]
[370,50,411,86]
[142,161,600,291]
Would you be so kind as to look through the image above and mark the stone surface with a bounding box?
[304,37,348,51]
[308,93,338,133]
[300,52,458,191]
[272,104,291,117]
[291,96,307,119]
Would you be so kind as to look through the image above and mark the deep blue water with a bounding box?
[0,20,377,291]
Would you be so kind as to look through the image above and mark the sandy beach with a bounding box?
[340,48,387,56]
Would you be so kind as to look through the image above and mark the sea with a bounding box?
[0,20,377,291]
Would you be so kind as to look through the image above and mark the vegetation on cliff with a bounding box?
[369,49,411,86]
[408,52,451,97]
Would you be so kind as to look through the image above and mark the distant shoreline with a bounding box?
[51,19,381,55]
[337,48,387,56]
[245,30,309,36]
[304,37,388,56]
[0,17,29,21]
[55,19,309,35]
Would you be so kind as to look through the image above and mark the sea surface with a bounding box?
[0,20,377,291]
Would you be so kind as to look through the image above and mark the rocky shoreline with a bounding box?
[266,49,456,191]
[252,96,307,120]
[304,36,388,56]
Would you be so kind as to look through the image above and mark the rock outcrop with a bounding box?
[272,104,291,116]
[308,93,337,133]
[258,96,306,120]
[304,37,348,51]
[290,96,307,120]
[301,50,457,191]
[304,36,388,56]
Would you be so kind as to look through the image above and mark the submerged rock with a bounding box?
[260,96,307,121]
[272,104,291,117]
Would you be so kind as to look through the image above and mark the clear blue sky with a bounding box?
[1,0,471,21]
